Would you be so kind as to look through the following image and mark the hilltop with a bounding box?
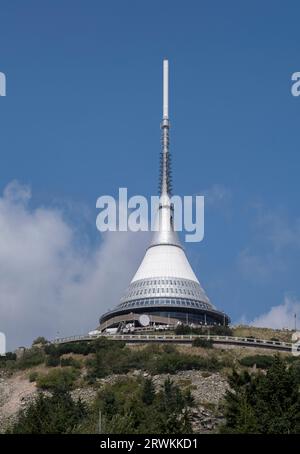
[0,326,299,434]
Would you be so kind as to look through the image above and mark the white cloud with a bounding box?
[3,179,31,204]
[0,181,149,350]
[201,184,232,207]
[248,296,300,330]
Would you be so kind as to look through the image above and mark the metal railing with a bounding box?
[52,333,294,352]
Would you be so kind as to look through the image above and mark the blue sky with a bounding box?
[1,1,300,347]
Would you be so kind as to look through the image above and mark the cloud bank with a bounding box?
[249,296,300,330]
[236,296,300,330]
[0,181,148,350]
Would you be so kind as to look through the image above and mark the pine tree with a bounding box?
[9,389,87,434]
[142,378,155,405]
[221,356,300,434]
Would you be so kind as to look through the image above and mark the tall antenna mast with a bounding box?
[152,59,181,248]
[160,59,172,196]
[163,59,169,120]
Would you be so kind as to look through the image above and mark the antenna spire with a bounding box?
[163,59,169,119]
[160,59,172,196]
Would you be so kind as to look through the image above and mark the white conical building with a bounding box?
[99,60,230,331]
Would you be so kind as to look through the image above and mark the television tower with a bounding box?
[99,60,230,331]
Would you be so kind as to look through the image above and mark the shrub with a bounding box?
[92,376,193,434]
[32,337,48,346]
[9,389,87,434]
[60,357,82,369]
[239,355,275,369]
[44,338,122,359]
[175,324,233,336]
[175,325,192,335]
[45,356,60,367]
[44,344,60,357]
[94,337,126,352]
[290,359,300,384]
[86,342,222,380]
[17,348,45,370]
[221,357,300,434]
[192,338,213,348]
[44,342,92,358]
[4,352,17,361]
[142,378,156,405]
[161,344,177,354]
[148,352,221,374]
[29,371,39,382]
[209,325,233,336]
[57,342,94,356]
[36,367,79,391]
[0,352,17,369]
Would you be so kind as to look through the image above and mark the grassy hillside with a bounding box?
[0,329,299,434]
[232,325,293,342]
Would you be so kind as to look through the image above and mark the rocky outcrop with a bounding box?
[0,369,229,434]
[0,372,37,432]
[95,369,229,433]
[71,387,97,405]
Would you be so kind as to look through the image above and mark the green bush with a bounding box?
[44,338,123,359]
[192,338,213,348]
[239,355,275,369]
[32,336,48,346]
[36,367,79,391]
[174,325,192,335]
[29,371,39,382]
[221,357,300,434]
[86,342,222,380]
[142,378,155,405]
[162,344,177,354]
[0,352,17,369]
[209,325,233,336]
[89,376,193,434]
[17,348,45,370]
[289,359,300,384]
[4,352,17,361]
[44,342,92,358]
[61,357,82,369]
[9,389,87,434]
[86,339,132,381]
[147,352,221,374]
[174,324,232,336]
[45,356,60,367]
[44,344,60,357]
[94,337,126,351]
[9,373,195,434]
[1,349,44,370]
